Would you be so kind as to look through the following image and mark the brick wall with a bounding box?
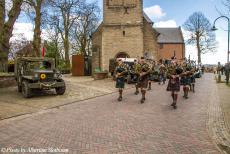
[158,43,185,60]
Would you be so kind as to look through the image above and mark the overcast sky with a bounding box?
[14,0,229,64]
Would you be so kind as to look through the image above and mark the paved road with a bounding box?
[0,74,221,153]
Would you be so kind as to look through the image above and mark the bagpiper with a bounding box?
[159,61,167,85]
[166,59,183,109]
[134,59,142,95]
[137,57,151,103]
[190,68,196,93]
[180,63,192,99]
[115,59,128,102]
[147,59,154,90]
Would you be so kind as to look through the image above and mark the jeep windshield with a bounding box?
[26,61,52,70]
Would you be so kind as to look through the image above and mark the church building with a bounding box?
[155,27,185,60]
[92,0,159,72]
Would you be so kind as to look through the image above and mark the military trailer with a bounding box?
[15,57,66,98]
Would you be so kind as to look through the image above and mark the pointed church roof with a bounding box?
[155,27,184,44]
[143,12,153,25]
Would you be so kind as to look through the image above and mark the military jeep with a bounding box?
[15,57,66,98]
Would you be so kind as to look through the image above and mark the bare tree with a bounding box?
[45,23,64,65]
[10,34,31,58]
[183,12,217,64]
[222,0,230,15]
[48,0,83,69]
[0,0,23,72]
[72,2,100,56]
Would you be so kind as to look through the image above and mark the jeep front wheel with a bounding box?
[22,81,32,98]
[56,86,66,95]
[18,83,22,92]
[55,80,66,95]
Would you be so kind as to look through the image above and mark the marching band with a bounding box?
[114,56,199,109]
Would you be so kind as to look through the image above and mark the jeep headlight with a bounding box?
[40,74,46,79]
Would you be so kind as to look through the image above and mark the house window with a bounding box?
[160,44,163,49]
[123,30,126,36]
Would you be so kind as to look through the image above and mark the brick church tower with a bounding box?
[92,0,158,72]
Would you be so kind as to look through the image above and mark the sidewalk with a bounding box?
[212,74,230,153]
[214,74,230,132]
[217,83,230,134]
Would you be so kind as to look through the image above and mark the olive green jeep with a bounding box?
[15,57,66,98]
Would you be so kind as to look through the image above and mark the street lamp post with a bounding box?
[211,16,230,63]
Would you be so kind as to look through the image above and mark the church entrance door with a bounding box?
[115,52,130,59]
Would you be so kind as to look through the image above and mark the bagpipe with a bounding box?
[181,67,195,77]
[168,67,189,79]
[116,67,128,78]
[180,71,193,77]
[138,67,151,82]
[173,67,183,76]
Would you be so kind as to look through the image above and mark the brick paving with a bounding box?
[0,74,226,153]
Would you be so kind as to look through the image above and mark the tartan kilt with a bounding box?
[191,76,196,83]
[180,77,185,85]
[116,77,125,88]
[137,77,149,88]
[167,77,180,92]
[180,76,191,85]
